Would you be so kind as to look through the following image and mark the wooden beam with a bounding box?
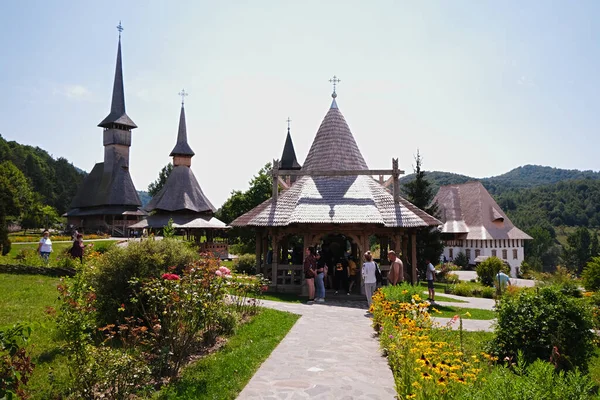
[272,159,280,201]
[279,168,405,177]
[277,176,290,190]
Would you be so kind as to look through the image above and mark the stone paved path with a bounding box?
[237,299,397,400]
[237,299,494,400]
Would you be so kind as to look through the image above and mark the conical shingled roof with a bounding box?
[170,105,195,157]
[98,38,137,129]
[280,127,301,170]
[302,100,368,172]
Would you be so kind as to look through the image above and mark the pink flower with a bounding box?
[215,270,223,277]
[161,273,180,281]
[389,335,394,339]
[218,266,231,275]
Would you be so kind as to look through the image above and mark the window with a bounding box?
[449,248,454,259]
[513,249,518,259]
[475,249,481,257]
[512,239,515,247]
[466,249,471,260]
[502,249,507,259]
[492,249,497,257]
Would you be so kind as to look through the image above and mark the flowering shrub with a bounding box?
[0,323,34,400]
[227,273,269,316]
[370,289,491,399]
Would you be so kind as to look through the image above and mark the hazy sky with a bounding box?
[1,1,599,208]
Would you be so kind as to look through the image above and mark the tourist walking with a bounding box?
[426,258,436,302]
[362,252,377,307]
[315,251,327,302]
[37,230,53,264]
[304,247,317,302]
[387,250,403,285]
[69,233,92,263]
[495,270,511,296]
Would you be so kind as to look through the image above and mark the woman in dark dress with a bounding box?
[70,234,85,263]
[303,247,317,302]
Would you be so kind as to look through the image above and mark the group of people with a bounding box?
[302,246,435,306]
[36,230,92,264]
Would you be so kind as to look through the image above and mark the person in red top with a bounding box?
[303,247,317,303]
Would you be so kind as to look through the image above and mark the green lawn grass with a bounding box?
[260,292,303,303]
[430,304,496,320]
[0,273,71,399]
[0,239,119,266]
[421,292,467,303]
[156,308,299,399]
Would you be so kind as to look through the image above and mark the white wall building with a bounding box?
[433,181,532,277]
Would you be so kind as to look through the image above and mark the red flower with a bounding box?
[161,273,180,281]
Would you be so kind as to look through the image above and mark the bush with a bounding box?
[456,356,596,400]
[379,282,422,303]
[91,239,199,326]
[234,253,257,275]
[582,256,600,291]
[454,251,468,268]
[489,286,595,372]
[535,266,582,298]
[482,286,495,299]
[452,282,474,297]
[476,256,509,287]
[0,324,34,400]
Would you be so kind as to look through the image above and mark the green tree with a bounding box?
[217,163,272,253]
[582,256,600,291]
[402,151,443,274]
[524,226,560,272]
[148,163,173,197]
[562,227,593,274]
[0,161,33,255]
[162,218,175,239]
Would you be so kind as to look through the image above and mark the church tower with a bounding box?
[66,23,144,236]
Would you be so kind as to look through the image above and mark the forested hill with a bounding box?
[400,164,600,231]
[0,134,84,214]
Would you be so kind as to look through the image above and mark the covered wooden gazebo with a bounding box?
[231,86,440,293]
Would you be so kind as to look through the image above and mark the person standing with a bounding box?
[69,233,91,264]
[315,251,327,302]
[37,230,53,264]
[495,270,511,296]
[387,250,404,285]
[303,247,317,303]
[334,256,350,295]
[362,252,378,307]
[347,256,358,293]
[426,258,436,302]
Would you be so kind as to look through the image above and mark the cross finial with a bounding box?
[286,117,292,131]
[329,75,341,98]
[116,21,123,39]
[178,89,189,105]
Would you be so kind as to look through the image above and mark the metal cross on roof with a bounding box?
[116,21,124,38]
[329,75,341,98]
[286,117,292,131]
[178,89,189,105]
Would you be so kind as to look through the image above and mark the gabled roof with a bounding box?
[170,105,195,157]
[433,181,532,240]
[280,127,301,170]
[302,99,368,172]
[144,166,216,213]
[231,174,441,227]
[98,38,137,129]
[130,214,228,229]
[68,161,142,210]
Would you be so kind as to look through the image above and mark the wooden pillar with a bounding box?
[380,236,388,265]
[255,231,262,272]
[411,231,418,285]
[271,233,278,286]
[302,233,311,296]
[402,234,409,268]
[262,236,269,275]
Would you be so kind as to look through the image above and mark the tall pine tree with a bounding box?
[403,150,444,274]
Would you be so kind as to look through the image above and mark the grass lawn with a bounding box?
[0,273,71,399]
[0,239,119,266]
[156,308,299,400]
[421,292,467,303]
[261,292,303,303]
[430,304,496,320]
[435,330,494,352]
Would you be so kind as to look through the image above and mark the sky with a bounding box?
[1,1,599,208]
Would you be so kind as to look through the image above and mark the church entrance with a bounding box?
[318,234,362,296]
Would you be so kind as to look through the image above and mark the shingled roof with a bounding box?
[231,94,440,228]
[170,105,195,157]
[433,181,532,240]
[280,127,301,170]
[68,161,142,212]
[98,38,137,129]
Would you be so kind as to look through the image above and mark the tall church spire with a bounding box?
[170,90,195,166]
[280,117,301,170]
[98,22,137,129]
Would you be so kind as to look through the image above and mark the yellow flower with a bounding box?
[463,311,472,318]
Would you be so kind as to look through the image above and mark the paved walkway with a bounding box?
[433,292,496,311]
[454,270,535,287]
[237,299,494,400]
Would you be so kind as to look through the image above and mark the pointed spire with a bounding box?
[329,75,340,109]
[280,117,301,170]
[170,92,195,157]
[98,22,137,129]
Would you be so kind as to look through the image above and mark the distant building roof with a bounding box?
[145,166,216,213]
[169,105,195,157]
[130,214,228,229]
[68,162,142,211]
[98,37,137,129]
[433,181,532,240]
[280,127,301,170]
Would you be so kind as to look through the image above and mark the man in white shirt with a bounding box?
[426,258,436,302]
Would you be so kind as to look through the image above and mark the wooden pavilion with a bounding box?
[231,83,441,293]
[130,95,229,257]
